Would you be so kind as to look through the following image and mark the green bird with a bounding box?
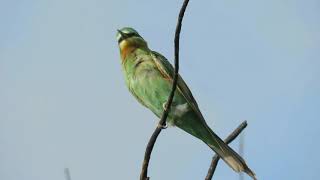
[116,27,256,179]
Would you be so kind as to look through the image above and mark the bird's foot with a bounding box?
[162,102,168,110]
[157,123,168,129]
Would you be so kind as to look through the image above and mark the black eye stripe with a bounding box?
[118,32,140,43]
[126,32,136,37]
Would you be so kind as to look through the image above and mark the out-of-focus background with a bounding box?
[1,0,319,179]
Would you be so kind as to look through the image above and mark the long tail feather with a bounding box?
[206,128,257,180]
[175,112,257,179]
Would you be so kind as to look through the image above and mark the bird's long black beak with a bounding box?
[117,29,128,43]
[117,29,127,38]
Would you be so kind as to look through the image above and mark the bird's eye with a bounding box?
[118,32,139,43]
[126,32,137,37]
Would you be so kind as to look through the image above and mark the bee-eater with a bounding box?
[116,27,256,179]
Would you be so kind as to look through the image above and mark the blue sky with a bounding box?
[1,0,319,179]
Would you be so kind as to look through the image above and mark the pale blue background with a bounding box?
[1,0,319,179]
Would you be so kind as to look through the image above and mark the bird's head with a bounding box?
[116,27,148,59]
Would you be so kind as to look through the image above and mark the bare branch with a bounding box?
[205,121,248,180]
[139,0,190,180]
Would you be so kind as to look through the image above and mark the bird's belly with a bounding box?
[131,69,189,124]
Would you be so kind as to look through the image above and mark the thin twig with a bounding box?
[205,121,248,180]
[139,0,190,180]
[64,168,72,180]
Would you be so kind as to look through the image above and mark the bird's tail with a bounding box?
[205,127,257,180]
[175,114,257,180]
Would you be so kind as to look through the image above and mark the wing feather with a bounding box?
[151,51,205,120]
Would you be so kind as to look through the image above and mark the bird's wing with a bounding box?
[151,51,205,120]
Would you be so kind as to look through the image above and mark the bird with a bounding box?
[116,27,256,179]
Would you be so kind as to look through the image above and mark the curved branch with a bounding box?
[205,121,248,180]
[139,0,190,180]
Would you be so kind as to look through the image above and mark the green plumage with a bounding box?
[117,27,256,179]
